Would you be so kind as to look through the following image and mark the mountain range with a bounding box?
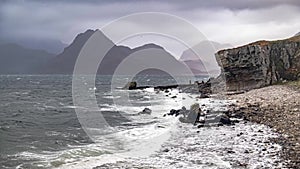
[0,29,229,76]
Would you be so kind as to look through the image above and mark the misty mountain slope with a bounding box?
[0,43,55,74]
[0,36,66,54]
[16,38,67,54]
[179,41,232,76]
[45,29,102,74]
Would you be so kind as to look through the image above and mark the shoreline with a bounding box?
[90,87,287,169]
[63,83,298,169]
[227,84,300,168]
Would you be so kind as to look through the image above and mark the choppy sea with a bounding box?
[0,75,284,169]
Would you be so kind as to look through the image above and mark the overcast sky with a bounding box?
[0,0,300,55]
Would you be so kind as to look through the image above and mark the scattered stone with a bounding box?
[237,132,244,137]
[217,114,231,125]
[199,93,209,98]
[139,108,152,115]
[228,85,300,168]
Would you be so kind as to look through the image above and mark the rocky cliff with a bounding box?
[216,35,300,91]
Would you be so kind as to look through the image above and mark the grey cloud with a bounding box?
[9,0,300,10]
[0,0,299,48]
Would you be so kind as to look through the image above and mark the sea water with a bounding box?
[0,75,283,169]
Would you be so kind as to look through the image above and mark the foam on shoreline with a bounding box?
[59,89,284,169]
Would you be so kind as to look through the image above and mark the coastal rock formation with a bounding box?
[167,103,234,126]
[216,35,300,91]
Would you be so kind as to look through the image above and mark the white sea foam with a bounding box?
[28,88,284,169]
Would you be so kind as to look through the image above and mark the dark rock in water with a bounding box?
[155,85,178,90]
[199,93,209,98]
[244,150,250,154]
[168,107,186,117]
[168,104,234,127]
[171,96,177,99]
[198,80,212,94]
[139,108,152,115]
[123,81,137,90]
[216,114,231,125]
[186,103,201,123]
[237,132,244,137]
[180,103,201,123]
[168,109,177,116]
[181,106,188,117]
[197,124,204,128]
[227,150,235,154]
[171,104,202,124]
[179,116,188,123]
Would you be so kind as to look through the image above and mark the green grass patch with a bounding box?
[285,79,300,89]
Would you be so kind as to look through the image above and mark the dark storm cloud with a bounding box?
[171,0,300,10]
[10,0,300,10]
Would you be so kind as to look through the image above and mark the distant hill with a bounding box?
[179,41,232,76]
[0,43,54,74]
[295,32,300,37]
[0,37,67,54]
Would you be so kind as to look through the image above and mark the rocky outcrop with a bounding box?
[216,35,300,91]
[123,81,137,90]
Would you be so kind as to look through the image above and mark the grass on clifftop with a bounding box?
[281,79,300,89]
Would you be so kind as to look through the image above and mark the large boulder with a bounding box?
[186,103,201,123]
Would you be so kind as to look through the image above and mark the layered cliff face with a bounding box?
[216,35,300,91]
